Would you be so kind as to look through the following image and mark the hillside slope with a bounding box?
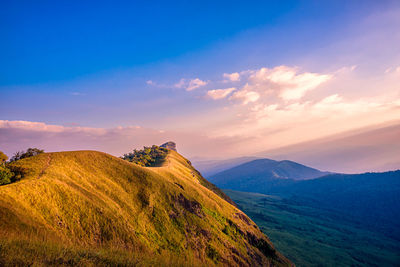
[0,150,291,266]
[209,159,328,192]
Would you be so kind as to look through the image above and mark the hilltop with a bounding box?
[0,149,291,266]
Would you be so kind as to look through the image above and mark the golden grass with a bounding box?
[0,150,291,266]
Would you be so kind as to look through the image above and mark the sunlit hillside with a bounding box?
[0,150,291,266]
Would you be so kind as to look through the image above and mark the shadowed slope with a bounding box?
[0,150,291,266]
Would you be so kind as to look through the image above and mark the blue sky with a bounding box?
[1,0,391,85]
[1,1,400,166]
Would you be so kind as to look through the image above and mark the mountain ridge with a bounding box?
[209,158,329,193]
[0,149,291,266]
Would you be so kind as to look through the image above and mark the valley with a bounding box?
[225,190,400,267]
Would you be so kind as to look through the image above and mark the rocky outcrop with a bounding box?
[160,141,177,151]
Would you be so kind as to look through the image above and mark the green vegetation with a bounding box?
[9,147,44,162]
[225,189,400,267]
[0,166,13,185]
[0,151,12,185]
[0,150,291,266]
[0,149,36,186]
[0,151,8,165]
[122,145,168,166]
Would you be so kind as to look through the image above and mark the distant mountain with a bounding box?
[192,156,260,177]
[209,158,329,192]
[0,150,291,266]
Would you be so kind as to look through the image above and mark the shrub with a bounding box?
[0,151,8,165]
[7,165,26,183]
[122,145,168,167]
[0,166,13,185]
[10,148,44,162]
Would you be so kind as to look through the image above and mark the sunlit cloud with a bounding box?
[207,87,236,100]
[174,78,208,91]
[0,120,249,159]
[230,88,260,104]
[247,66,332,101]
[223,72,240,82]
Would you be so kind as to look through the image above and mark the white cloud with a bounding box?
[175,78,208,91]
[207,87,236,100]
[248,66,332,101]
[335,65,357,74]
[223,72,240,82]
[187,78,208,91]
[174,78,186,88]
[0,120,252,159]
[230,88,260,104]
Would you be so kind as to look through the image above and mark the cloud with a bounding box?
[187,78,208,91]
[0,120,104,134]
[230,88,260,104]
[174,78,208,91]
[216,91,400,149]
[207,87,236,100]
[223,72,240,82]
[248,66,332,101]
[0,120,250,159]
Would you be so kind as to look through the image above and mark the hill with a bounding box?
[209,159,329,192]
[0,150,291,266]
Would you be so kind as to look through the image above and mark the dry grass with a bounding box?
[0,150,291,266]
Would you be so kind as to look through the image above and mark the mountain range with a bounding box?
[209,158,400,241]
[193,156,261,177]
[207,157,400,266]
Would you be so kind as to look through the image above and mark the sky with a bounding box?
[1,1,400,170]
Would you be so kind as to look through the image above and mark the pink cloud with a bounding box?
[223,72,240,82]
[207,87,236,100]
[174,78,208,91]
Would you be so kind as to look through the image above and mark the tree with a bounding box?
[0,166,13,185]
[121,145,168,167]
[0,151,8,166]
[10,148,44,162]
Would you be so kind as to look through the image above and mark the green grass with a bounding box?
[224,189,400,267]
[0,150,291,266]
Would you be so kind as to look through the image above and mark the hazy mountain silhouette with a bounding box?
[209,158,330,192]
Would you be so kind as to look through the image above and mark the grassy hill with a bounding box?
[0,150,291,266]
